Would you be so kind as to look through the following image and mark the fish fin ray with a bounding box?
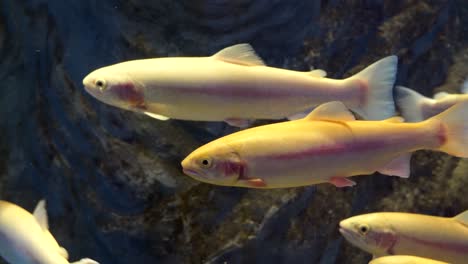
[329,177,356,187]
[433,91,450,99]
[71,258,100,264]
[287,108,314,120]
[348,55,397,120]
[58,247,69,259]
[143,111,170,120]
[33,199,48,230]
[384,116,404,123]
[225,118,251,128]
[238,178,267,188]
[454,210,468,226]
[306,69,327,78]
[461,79,468,94]
[305,101,355,121]
[377,153,412,178]
[213,44,265,66]
[395,86,433,122]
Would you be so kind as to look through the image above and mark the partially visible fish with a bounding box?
[181,100,468,188]
[370,256,448,264]
[339,211,468,264]
[395,84,468,122]
[0,200,99,264]
[83,44,397,127]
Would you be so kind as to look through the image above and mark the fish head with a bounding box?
[82,66,144,109]
[339,213,397,256]
[181,141,244,186]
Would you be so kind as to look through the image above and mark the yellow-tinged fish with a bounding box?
[181,100,468,188]
[0,200,98,264]
[82,44,397,127]
[339,211,468,264]
[396,85,468,122]
[369,255,449,264]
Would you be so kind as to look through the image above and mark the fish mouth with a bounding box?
[339,225,357,241]
[183,168,200,177]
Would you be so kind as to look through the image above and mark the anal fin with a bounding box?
[377,153,411,178]
[238,178,267,188]
[329,177,356,187]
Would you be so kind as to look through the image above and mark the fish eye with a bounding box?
[199,158,212,168]
[95,79,106,90]
[358,224,370,235]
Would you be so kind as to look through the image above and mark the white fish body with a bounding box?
[0,200,98,264]
[83,44,397,127]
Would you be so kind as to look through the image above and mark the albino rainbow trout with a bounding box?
[340,211,468,264]
[83,44,397,127]
[181,101,468,188]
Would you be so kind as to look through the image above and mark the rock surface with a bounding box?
[0,0,466,263]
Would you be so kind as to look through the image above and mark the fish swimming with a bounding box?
[0,200,99,264]
[82,44,397,127]
[181,100,468,188]
[339,210,468,264]
[369,256,449,264]
[396,84,468,122]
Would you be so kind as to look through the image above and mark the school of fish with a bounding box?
[2,43,465,263]
[82,43,467,264]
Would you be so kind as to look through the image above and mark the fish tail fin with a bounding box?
[348,55,398,120]
[395,86,433,122]
[428,101,468,157]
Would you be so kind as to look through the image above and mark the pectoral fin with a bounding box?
[329,177,356,187]
[33,200,48,230]
[238,178,267,188]
[143,111,170,121]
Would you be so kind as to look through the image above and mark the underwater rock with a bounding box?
[0,0,466,263]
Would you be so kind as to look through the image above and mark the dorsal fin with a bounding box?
[454,210,468,225]
[33,199,48,230]
[306,69,327,78]
[384,116,404,123]
[433,92,450,100]
[212,44,265,66]
[461,79,468,94]
[304,101,355,121]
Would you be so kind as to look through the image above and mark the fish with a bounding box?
[0,199,99,264]
[339,210,468,264]
[181,100,468,188]
[395,84,468,122]
[369,255,449,264]
[82,44,397,127]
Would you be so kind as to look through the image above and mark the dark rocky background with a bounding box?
[0,0,467,263]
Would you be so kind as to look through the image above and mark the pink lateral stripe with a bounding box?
[169,85,298,99]
[265,140,385,160]
[400,233,468,254]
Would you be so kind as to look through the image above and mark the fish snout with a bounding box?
[82,75,95,91]
[181,158,200,178]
